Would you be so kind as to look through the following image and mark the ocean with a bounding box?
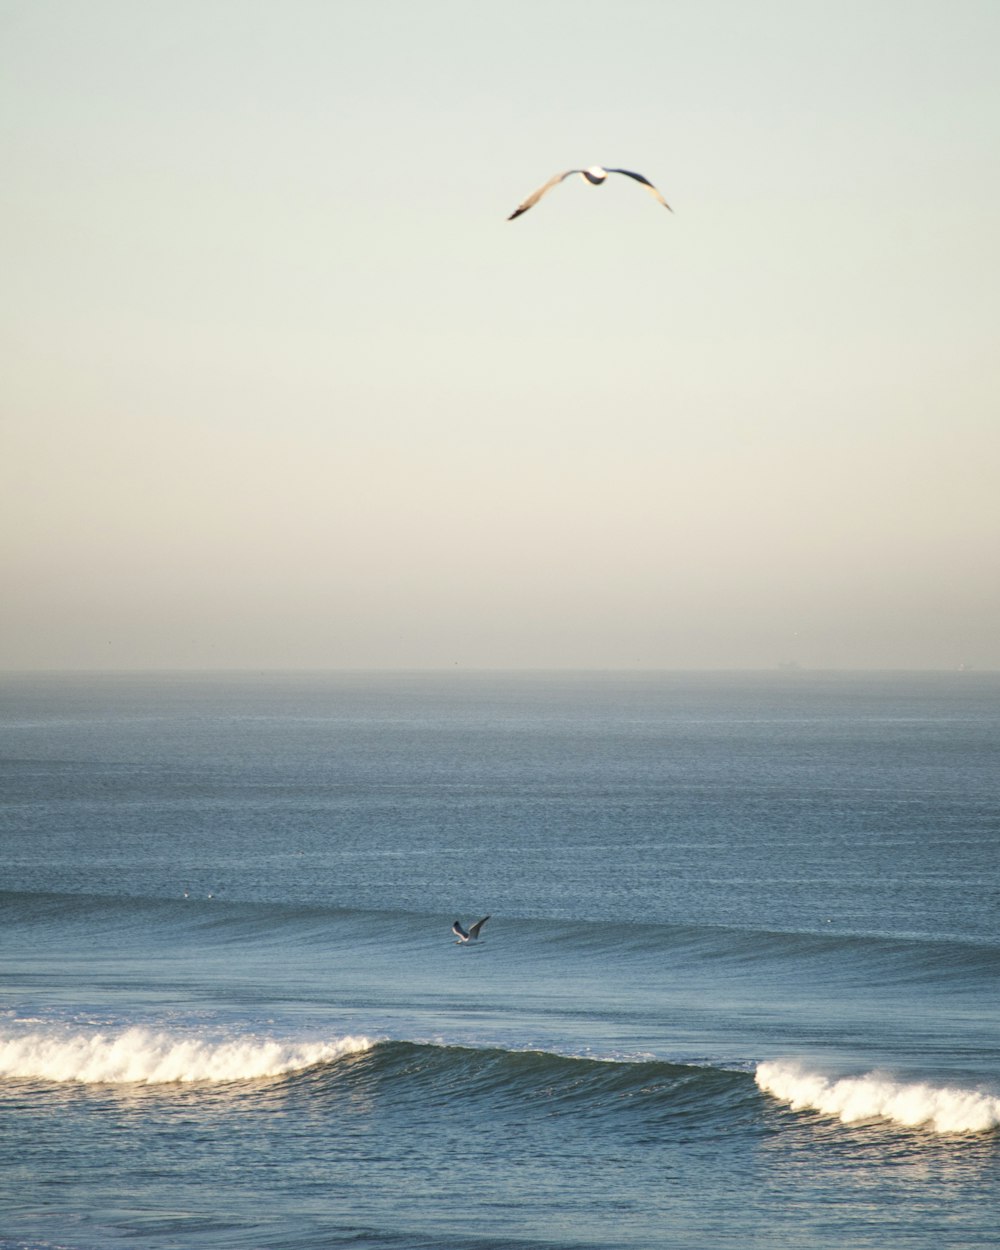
[2,670,998,1249]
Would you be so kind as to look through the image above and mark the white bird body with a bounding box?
[453,915,490,943]
[508,166,672,220]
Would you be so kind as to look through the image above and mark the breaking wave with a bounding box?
[0,1024,373,1085]
[756,1061,1000,1134]
[5,1020,997,1140]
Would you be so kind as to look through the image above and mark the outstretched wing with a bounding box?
[452,920,469,940]
[507,171,578,220]
[467,915,490,939]
[606,168,673,211]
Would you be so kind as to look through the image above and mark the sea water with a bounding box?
[2,670,998,1249]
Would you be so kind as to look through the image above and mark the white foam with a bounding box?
[0,1024,373,1085]
[756,1061,1000,1134]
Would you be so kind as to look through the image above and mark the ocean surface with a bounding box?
[2,670,998,1250]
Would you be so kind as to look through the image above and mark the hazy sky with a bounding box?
[3,0,998,669]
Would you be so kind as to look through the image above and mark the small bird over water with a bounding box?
[507,166,672,220]
[453,916,490,943]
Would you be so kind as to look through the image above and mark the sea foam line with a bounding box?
[0,1025,373,1085]
[756,1061,1000,1134]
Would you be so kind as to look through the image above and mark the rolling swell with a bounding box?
[302,1038,756,1128]
[5,887,997,994]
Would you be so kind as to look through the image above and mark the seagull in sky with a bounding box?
[453,916,490,943]
[507,166,672,220]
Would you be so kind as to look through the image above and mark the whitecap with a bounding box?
[0,1023,373,1085]
[756,1060,1000,1134]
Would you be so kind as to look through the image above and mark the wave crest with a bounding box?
[756,1061,1000,1134]
[0,1025,373,1085]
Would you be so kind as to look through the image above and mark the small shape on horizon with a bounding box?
[508,166,672,220]
[453,915,490,943]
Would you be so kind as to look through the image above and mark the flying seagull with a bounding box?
[507,166,672,220]
[453,915,490,943]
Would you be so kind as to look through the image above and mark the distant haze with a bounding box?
[2,0,998,670]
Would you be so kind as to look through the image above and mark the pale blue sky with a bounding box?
[3,0,998,668]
